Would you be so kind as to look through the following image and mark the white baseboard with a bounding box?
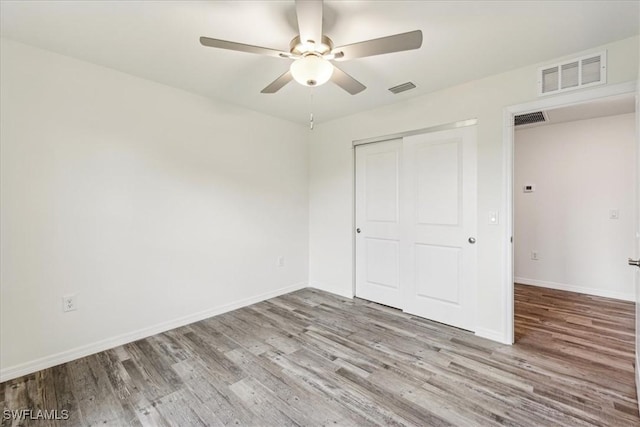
[0,282,307,383]
[475,327,512,345]
[308,280,354,300]
[636,351,640,412]
[514,277,634,302]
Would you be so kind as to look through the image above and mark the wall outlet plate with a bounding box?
[62,294,77,312]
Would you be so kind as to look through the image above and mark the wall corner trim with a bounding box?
[308,281,355,300]
[0,281,307,383]
[475,327,512,345]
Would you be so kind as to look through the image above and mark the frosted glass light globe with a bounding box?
[290,55,334,87]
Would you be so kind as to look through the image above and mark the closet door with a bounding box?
[401,127,477,331]
[355,139,403,308]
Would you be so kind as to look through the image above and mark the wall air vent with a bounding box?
[514,111,547,127]
[388,82,416,94]
[538,51,606,96]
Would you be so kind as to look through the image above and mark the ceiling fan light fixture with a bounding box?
[200,1,422,95]
[290,55,334,87]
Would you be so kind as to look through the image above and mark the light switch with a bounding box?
[609,209,619,220]
[488,211,499,225]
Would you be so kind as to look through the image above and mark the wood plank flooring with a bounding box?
[1,284,638,426]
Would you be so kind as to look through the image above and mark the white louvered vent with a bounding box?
[538,51,606,96]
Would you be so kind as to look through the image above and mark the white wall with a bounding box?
[0,39,309,381]
[308,36,639,343]
[514,114,635,300]
[635,24,640,407]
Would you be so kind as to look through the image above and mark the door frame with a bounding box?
[502,80,638,344]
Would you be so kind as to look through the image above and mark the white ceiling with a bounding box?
[1,1,638,125]
[546,94,636,124]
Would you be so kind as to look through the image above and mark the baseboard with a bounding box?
[514,277,634,302]
[0,282,307,383]
[308,280,354,300]
[475,327,512,345]
[636,351,640,412]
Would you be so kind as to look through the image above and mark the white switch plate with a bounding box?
[488,211,499,225]
[609,209,619,220]
[531,251,539,260]
[277,256,285,267]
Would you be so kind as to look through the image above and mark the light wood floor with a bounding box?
[1,284,638,426]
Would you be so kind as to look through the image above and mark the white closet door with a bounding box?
[355,139,403,309]
[401,127,477,331]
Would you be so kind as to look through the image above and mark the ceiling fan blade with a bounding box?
[332,30,423,61]
[261,70,294,94]
[200,37,290,59]
[295,0,323,45]
[331,66,366,95]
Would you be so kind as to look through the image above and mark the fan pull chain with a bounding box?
[309,89,314,130]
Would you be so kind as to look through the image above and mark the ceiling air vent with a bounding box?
[388,82,416,94]
[514,111,547,127]
[538,51,606,96]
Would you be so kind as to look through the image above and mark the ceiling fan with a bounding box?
[199,0,423,95]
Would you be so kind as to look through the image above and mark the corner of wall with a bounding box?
[308,281,354,300]
[475,327,512,345]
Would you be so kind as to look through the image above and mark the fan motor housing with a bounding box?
[290,35,334,56]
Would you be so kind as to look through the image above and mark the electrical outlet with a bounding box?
[62,294,77,312]
[531,251,539,261]
[277,256,285,267]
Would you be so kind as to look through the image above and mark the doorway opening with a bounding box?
[503,82,638,343]
[512,94,636,353]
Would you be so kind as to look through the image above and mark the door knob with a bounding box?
[468,237,476,244]
[629,258,640,267]
[356,228,361,234]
